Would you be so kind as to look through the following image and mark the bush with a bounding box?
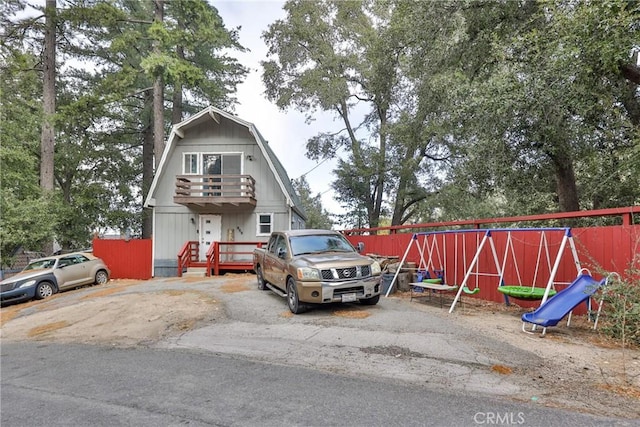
[598,260,640,347]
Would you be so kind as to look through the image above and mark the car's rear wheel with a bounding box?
[257,265,267,290]
[95,270,109,285]
[287,277,307,314]
[35,282,55,300]
[360,294,380,305]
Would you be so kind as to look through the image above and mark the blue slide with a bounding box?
[522,273,606,329]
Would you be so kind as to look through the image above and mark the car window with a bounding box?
[58,257,75,268]
[267,235,278,254]
[72,254,89,264]
[274,236,287,257]
[24,259,55,270]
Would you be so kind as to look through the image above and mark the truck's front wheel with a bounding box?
[360,294,380,305]
[257,265,268,290]
[287,278,307,314]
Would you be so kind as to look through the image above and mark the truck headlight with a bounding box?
[17,279,37,289]
[297,267,321,280]
[371,261,381,275]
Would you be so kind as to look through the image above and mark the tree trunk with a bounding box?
[141,90,155,239]
[619,79,640,128]
[40,0,56,191]
[371,110,387,228]
[172,81,183,125]
[337,99,377,228]
[171,21,185,125]
[620,62,640,85]
[550,150,580,212]
[153,0,164,168]
[153,77,164,168]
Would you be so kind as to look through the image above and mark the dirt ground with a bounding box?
[444,295,640,419]
[0,278,223,346]
[1,275,639,420]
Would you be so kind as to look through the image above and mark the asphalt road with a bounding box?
[2,275,638,426]
[0,341,633,427]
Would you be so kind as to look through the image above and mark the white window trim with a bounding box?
[182,152,245,175]
[256,213,274,237]
[183,152,199,174]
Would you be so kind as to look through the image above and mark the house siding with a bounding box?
[149,109,302,277]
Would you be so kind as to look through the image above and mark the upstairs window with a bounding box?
[184,153,198,174]
[182,153,242,175]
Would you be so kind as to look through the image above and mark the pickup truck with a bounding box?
[253,229,382,314]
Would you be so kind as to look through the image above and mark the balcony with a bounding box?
[174,174,256,211]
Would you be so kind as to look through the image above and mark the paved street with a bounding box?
[1,342,632,427]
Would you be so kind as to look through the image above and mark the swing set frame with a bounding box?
[384,228,582,313]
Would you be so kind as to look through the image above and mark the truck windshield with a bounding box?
[290,235,354,256]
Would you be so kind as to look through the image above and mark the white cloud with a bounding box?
[214,0,343,215]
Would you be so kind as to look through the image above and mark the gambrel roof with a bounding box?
[144,106,306,220]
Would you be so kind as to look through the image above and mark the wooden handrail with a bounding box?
[206,241,266,276]
[179,241,266,276]
[174,174,256,198]
[177,241,198,277]
[206,242,216,277]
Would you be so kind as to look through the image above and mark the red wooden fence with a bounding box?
[343,207,640,312]
[346,226,639,308]
[91,207,639,309]
[92,238,152,280]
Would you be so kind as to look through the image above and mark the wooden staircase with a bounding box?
[177,241,266,277]
[183,266,207,278]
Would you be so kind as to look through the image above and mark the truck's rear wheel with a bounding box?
[287,278,307,314]
[257,265,268,290]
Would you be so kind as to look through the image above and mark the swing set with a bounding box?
[385,228,582,313]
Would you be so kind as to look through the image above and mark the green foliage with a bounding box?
[427,0,640,215]
[292,176,333,229]
[2,0,638,256]
[265,0,640,226]
[598,257,640,347]
[263,0,426,228]
[1,0,247,253]
[0,49,50,266]
[0,189,63,268]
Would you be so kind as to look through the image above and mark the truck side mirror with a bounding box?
[356,242,365,253]
[277,247,287,259]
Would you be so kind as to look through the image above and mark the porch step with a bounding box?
[184,267,207,278]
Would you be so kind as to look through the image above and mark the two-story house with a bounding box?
[144,106,306,277]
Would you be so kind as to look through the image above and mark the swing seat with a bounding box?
[497,286,557,300]
[462,286,480,295]
[422,278,443,285]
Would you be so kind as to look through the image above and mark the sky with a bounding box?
[213,1,344,215]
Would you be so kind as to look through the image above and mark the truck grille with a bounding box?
[321,265,371,281]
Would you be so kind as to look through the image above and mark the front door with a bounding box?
[199,215,222,261]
